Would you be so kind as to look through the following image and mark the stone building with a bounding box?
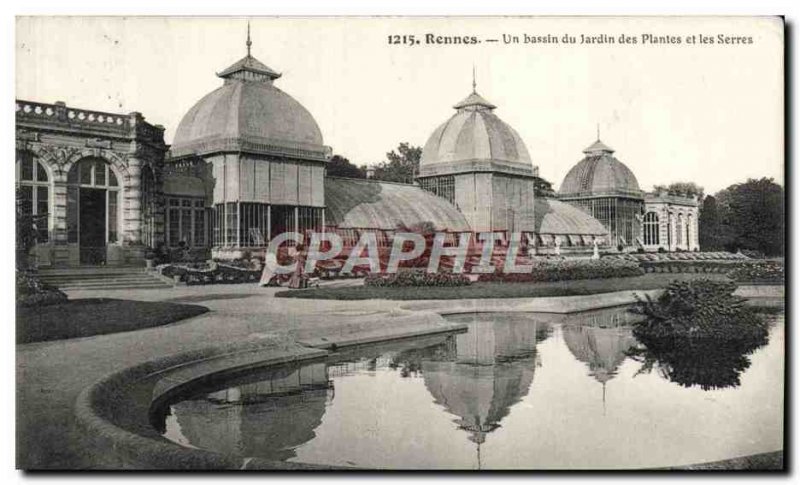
[642,191,700,251]
[15,100,168,266]
[558,138,645,249]
[16,31,700,267]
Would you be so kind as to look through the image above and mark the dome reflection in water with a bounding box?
[157,307,783,469]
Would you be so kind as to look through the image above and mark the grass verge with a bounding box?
[17,298,209,344]
[276,273,735,301]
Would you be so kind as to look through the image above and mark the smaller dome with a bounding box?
[419,90,533,177]
[558,139,643,198]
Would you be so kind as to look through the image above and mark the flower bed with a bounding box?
[365,269,471,287]
[727,260,784,284]
[476,258,643,283]
[16,270,68,307]
[639,259,748,274]
[605,251,750,263]
[156,262,261,285]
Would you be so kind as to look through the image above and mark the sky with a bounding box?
[15,16,783,194]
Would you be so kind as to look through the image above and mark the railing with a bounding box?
[16,100,131,132]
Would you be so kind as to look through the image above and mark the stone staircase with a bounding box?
[37,266,173,291]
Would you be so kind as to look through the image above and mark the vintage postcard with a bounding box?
[15,16,785,471]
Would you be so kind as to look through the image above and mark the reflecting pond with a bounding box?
[156,307,784,469]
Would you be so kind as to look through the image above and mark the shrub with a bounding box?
[16,270,68,307]
[477,258,643,283]
[727,260,784,283]
[631,279,768,341]
[628,279,771,390]
[365,269,471,287]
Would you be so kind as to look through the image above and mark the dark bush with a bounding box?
[629,278,772,390]
[16,270,68,307]
[631,279,768,341]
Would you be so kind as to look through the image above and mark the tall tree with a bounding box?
[698,195,728,251]
[715,177,784,256]
[326,154,366,179]
[372,142,421,184]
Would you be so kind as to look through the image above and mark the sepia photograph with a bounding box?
[13,15,786,472]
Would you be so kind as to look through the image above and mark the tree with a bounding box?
[715,177,784,256]
[653,181,705,201]
[326,154,366,179]
[533,176,556,198]
[698,195,729,251]
[372,142,421,184]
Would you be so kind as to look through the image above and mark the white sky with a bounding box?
[16,16,783,194]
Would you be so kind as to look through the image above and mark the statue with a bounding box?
[554,236,561,256]
[592,239,600,260]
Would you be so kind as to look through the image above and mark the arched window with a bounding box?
[643,211,659,246]
[67,158,121,246]
[676,214,684,248]
[16,150,50,242]
[686,214,693,249]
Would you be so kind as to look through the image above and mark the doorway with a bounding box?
[79,188,107,264]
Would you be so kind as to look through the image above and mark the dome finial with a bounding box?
[596,123,600,141]
[472,65,477,93]
[246,20,252,57]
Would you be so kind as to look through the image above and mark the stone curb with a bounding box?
[74,338,344,470]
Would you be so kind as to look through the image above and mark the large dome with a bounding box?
[170,54,327,160]
[419,90,533,177]
[558,140,642,198]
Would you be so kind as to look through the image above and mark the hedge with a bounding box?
[727,260,784,283]
[477,258,644,283]
[365,269,472,287]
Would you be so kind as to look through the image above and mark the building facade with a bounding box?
[16,33,700,267]
[642,191,700,251]
[15,100,168,267]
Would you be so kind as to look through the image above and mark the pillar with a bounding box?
[124,156,143,246]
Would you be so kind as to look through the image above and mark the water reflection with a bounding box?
[629,332,771,391]
[157,307,783,468]
[163,362,332,460]
[410,315,550,453]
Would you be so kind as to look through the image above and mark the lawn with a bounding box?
[16,298,209,344]
[276,273,735,301]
